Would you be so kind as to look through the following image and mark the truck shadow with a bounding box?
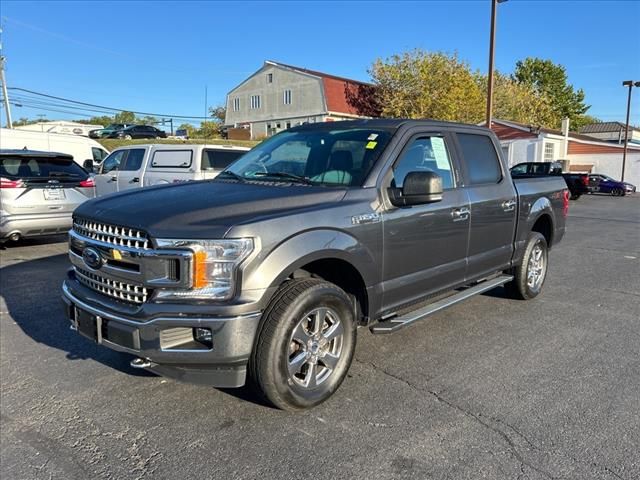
[0,253,153,377]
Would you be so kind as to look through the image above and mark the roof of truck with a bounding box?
[289,118,491,132]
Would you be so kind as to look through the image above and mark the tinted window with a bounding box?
[151,150,193,168]
[457,133,502,184]
[510,164,528,175]
[393,136,455,189]
[0,156,87,180]
[101,150,127,173]
[202,149,245,170]
[121,149,146,171]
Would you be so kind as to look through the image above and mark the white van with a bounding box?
[0,128,109,168]
[94,144,250,196]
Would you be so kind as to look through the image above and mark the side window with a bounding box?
[510,164,528,175]
[92,147,108,162]
[121,149,146,171]
[151,150,193,168]
[100,150,127,174]
[457,133,502,185]
[202,150,245,170]
[392,136,455,189]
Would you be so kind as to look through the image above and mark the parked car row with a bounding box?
[89,124,168,140]
[509,162,636,199]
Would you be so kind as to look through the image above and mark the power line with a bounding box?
[8,87,212,120]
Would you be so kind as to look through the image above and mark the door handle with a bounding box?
[110,175,117,182]
[130,177,140,183]
[501,199,517,212]
[451,207,470,222]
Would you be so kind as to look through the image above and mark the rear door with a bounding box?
[116,148,146,191]
[454,132,517,279]
[94,149,127,196]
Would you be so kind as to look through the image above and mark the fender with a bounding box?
[242,228,377,295]
[514,196,556,265]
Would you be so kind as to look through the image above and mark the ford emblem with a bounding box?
[82,247,103,270]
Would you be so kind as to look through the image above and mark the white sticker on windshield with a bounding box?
[367,133,379,141]
[431,137,450,170]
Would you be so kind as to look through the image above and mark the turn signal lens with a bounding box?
[562,189,570,217]
[193,250,209,289]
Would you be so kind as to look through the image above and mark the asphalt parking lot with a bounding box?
[1,194,639,480]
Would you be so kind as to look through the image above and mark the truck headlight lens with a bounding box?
[155,238,253,300]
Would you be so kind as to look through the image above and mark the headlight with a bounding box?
[155,238,254,300]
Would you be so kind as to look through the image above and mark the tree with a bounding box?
[570,114,601,132]
[114,110,136,124]
[480,72,560,128]
[513,58,590,128]
[138,115,159,126]
[12,117,36,127]
[209,105,226,124]
[369,50,485,123]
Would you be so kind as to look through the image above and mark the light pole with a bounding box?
[621,80,640,181]
[486,0,508,128]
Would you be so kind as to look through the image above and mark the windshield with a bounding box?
[225,128,392,186]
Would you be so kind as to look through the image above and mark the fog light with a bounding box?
[193,328,213,348]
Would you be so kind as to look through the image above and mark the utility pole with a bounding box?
[0,55,13,129]
[485,0,508,129]
[621,80,640,182]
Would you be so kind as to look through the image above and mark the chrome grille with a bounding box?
[75,267,150,304]
[73,218,150,250]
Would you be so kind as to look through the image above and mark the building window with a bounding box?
[232,98,240,111]
[544,142,555,162]
[250,95,261,109]
[266,73,273,83]
[286,122,291,129]
[283,89,292,105]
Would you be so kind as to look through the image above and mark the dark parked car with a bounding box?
[510,162,589,200]
[63,119,568,410]
[89,123,132,139]
[107,125,167,140]
[588,174,635,196]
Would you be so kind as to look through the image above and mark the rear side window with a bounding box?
[0,156,87,179]
[121,149,146,171]
[457,133,502,185]
[151,150,193,168]
[202,149,245,170]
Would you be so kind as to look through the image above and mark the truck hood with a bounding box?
[74,180,347,239]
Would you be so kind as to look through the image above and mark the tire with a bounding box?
[123,134,132,140]
[505,232,548,300]
[249,278,357,411]
[611,187,623,197]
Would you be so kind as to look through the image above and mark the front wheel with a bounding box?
[611,188,624,197]
[249,278,357,411]
[123,134,132,140]
[505,232,548,300]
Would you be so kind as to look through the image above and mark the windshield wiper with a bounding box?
[252,172,315,185]
[218,170,245,182]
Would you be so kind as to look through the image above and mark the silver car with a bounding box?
[1,149,95,242]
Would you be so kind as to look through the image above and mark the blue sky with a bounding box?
[1,0,639,126]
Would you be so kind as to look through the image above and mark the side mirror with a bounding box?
[389,171,443,207]
[83,159,95,173]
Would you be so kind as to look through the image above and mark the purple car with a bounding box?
[588,174,636,196]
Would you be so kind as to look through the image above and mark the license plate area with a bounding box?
[44,188,66,201]
[75,307,101,343]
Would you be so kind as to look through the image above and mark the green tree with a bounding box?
[369,49,485,123]
[114,110,136,124]
[196,121,220,139]
[12,117,36,127]
[513,58,590,128]
[479,72,560,127]
[76,115,114,126]
[570,114,601,132]
[138,115,159,126]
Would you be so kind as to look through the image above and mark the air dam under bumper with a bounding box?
[62,281,262,388]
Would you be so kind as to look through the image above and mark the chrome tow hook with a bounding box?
[130,358,153,369]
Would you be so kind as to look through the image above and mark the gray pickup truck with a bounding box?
[62,119,568,410]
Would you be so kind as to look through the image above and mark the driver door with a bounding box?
[94,149,127,196]
[381,132,470,313]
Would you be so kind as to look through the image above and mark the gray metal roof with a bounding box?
[579,122,640,134]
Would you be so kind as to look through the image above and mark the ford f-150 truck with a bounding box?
[62,119,568,410]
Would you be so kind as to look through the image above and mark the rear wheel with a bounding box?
[505,232,548,300]
[249,278,357,411]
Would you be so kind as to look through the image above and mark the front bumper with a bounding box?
[62,280,262,387]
